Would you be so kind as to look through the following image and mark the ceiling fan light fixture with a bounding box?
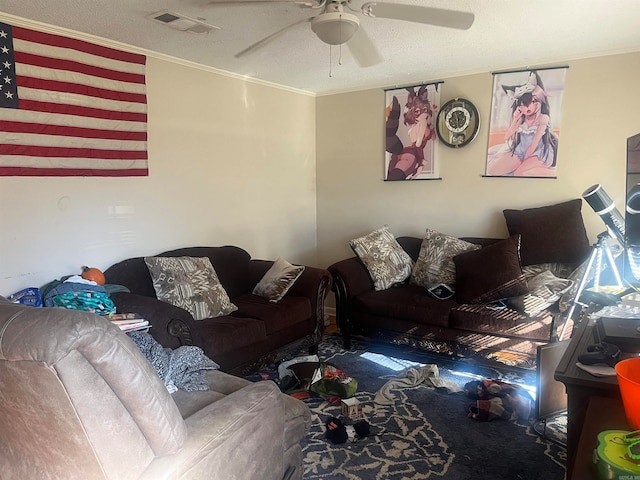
[311,12,359,45]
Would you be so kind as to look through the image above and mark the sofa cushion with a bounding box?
[503,199,591,266]
[232,293,312,335]
[353,284,455,328]
[253,258,305,302]
[144,256,238,320]
[411,229,481,289]
[194,315,267,358]
[453,235,529,304]
[508,270,574,316]
[449,303,556,341]
[349,225,414,291]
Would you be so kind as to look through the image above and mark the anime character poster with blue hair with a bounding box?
[384,83,440,181]
[485,67,568,178]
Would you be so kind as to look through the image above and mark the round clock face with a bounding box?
[436,98,480,148]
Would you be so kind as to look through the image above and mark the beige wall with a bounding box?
[316,52,640,281]
[3,38,640,303]
[0,57,317,294]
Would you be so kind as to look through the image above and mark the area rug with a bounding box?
[293,335,566,480]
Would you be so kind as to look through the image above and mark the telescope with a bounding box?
[625,183,640,281]
[582,184,625,246]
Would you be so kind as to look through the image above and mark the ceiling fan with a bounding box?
[206,0,474,67]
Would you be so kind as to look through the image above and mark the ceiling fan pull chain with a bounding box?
[329,45,333,78]
[338,13,344,65]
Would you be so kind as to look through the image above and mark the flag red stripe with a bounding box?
[13,26,146,65]
[0,120,147,141]
[0,144,148,159]
[17,99,147,123]
[15,52,145,84]
[0,166,149,176]
[2,24,148,177]
[18,76,147,104]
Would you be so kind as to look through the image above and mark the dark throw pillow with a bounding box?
[503,199,590,266]
[453,235,529,304]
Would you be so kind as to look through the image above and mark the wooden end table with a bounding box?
[554,317,626,479]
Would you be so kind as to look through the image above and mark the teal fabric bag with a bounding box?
[52,290,116,315]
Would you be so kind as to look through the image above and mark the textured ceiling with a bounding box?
[1,0,639,95]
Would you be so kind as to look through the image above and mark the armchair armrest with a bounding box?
[140,381,290,480]
[109,292,202,350]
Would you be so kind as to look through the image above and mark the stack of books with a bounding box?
[108,313,150,333]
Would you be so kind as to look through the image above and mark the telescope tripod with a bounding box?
[559,232,624,340]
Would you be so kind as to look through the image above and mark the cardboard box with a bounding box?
[341,397,363,420]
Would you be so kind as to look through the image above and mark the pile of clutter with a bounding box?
[271,355,372,445]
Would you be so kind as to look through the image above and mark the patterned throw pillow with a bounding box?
[144,256,237,320]
[253,258,305,302]
[411,229,481,289]
[349,225,414,291]
[522,270,574,315]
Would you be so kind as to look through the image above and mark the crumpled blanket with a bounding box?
[43,276,116,314]
[465,379,532,421]
[374,365,463,405]
[128,331,220,393]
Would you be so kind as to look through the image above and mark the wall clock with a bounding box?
[436,98,480,148]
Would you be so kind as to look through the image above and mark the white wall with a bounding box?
[316,53,640,277]
[0,56,317,295]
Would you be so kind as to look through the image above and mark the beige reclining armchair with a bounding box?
[0,297,310,480]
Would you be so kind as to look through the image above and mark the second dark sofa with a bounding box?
[328,199,593,361]
[104,246,332,375]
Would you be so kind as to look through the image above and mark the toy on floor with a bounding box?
[325,417,371,444]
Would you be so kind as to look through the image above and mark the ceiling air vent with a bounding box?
[148,10,220,34]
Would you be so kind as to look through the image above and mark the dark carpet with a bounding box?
[251,335,567,480]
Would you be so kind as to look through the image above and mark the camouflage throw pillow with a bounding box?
[411,229,480,289]
[144,256,237,320]
[349,225,414,291]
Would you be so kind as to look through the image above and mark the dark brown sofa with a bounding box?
[104,246,332,375]
[328,200,594,361]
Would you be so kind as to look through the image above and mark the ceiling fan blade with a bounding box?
[207,0,324,7]
[347,26,383,67]
[235,17,311,58]
[361,2,474,30]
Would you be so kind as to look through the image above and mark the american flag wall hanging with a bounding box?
[0,22,148,176]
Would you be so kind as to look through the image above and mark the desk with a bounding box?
[554,317,622,479]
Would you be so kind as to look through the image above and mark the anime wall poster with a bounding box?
[485,67,568,178]
[384,83,441,181]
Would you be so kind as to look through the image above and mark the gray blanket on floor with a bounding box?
[128,331,220,393]
[374,365,463,405]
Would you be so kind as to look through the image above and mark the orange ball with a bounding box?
[81,266,106,285]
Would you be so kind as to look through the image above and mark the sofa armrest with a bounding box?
[110,292,201,350]
[327,257,373,300]
[327,257,374,347]
[140,381,294,480]
[248,260,332,339]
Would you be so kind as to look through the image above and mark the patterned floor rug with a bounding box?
[270,335,567,480]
